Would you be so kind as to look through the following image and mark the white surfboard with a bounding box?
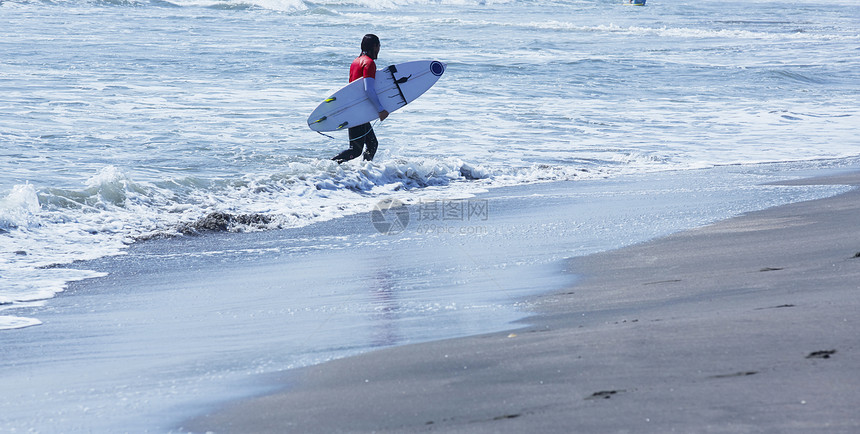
[308,60,446,132]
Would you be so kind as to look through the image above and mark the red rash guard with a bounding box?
[349,54,376,82]
[349,54,385,113]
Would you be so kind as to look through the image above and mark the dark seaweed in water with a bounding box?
[177,212,272,234]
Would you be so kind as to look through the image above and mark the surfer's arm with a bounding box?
[363,77,389,121]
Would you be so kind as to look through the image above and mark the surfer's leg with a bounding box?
[363,126,378,161]
[332,126,367,163]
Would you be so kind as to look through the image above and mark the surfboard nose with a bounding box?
[430,60,446,77]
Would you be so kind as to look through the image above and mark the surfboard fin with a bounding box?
[324,97,336,103]
[337,121,348,130]
[311,116,327,124]
[388,65,411,83]
[388,65,408,105]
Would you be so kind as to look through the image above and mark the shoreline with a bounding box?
[186,170,860,433]
[3,163,857,432]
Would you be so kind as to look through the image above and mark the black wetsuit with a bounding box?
[333,123,377,163]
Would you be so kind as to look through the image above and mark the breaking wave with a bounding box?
[0,153,608,329]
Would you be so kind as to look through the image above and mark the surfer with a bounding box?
[332,34,390,164]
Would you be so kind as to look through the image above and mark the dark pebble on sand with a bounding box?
[587,390,625,400]
[806,350,836,359]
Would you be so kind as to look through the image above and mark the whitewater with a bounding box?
[1,0,858,328]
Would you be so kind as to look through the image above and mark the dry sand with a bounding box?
[187,172,860,433]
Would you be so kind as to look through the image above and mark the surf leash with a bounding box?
[315,120,381,141]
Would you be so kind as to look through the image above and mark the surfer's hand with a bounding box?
[378,110,389,122]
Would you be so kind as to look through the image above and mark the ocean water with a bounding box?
[0,0,858,429]
[1,0,859,326]
[2,0,858,329]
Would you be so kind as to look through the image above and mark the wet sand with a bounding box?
[187,172,860,433]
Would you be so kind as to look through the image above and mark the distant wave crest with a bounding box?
[2,0,509,11]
